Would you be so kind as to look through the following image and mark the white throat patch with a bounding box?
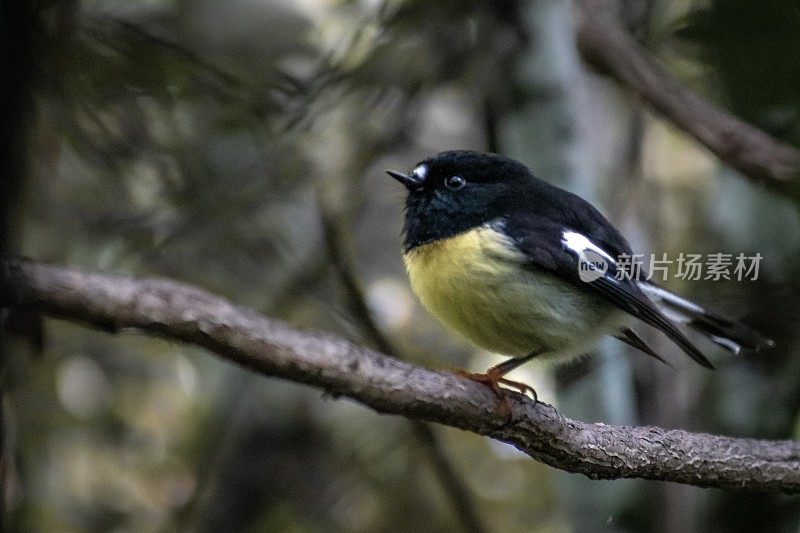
[412,164,428,181]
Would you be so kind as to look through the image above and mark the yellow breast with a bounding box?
[403,224,624,357]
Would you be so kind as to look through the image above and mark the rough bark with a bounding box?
[4,260,800,492]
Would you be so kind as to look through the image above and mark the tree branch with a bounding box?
[4,260,800,492]
[575,0,800,195]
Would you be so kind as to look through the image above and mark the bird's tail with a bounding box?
[639,282,773,354]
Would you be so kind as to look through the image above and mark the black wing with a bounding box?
[503,214,714,369]
[507,177,635,261]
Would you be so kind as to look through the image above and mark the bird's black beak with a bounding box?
[386,170,424,190]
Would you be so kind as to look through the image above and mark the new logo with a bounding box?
[578,250,608,282]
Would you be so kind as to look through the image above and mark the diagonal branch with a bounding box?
[575,0,800,195]
[4,259,800,492]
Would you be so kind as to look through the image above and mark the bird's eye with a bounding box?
[444,175,466,190]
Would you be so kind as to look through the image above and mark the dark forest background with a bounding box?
[3,0,800,531]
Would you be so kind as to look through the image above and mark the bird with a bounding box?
[386,150,772,409]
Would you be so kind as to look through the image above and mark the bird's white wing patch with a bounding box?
[639,282,705,314]
[561,231,618,283]
[561,230,615,262]
[707,335,742,354]
[636,283,743,351]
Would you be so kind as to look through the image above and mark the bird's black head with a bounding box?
[387,150,535,251]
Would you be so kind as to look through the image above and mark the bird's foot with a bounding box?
[455,367,538,417]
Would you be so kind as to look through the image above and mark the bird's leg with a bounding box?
[487,354,540,401]
[456,352,541,415]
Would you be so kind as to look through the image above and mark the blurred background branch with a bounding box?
[318,191,487,533]
[576,0,800,194]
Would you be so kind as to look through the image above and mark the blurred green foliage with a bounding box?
[8,0,800,531]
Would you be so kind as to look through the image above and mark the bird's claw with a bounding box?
[454,368,538,418]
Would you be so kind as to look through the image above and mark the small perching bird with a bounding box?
[387,150,772,408]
